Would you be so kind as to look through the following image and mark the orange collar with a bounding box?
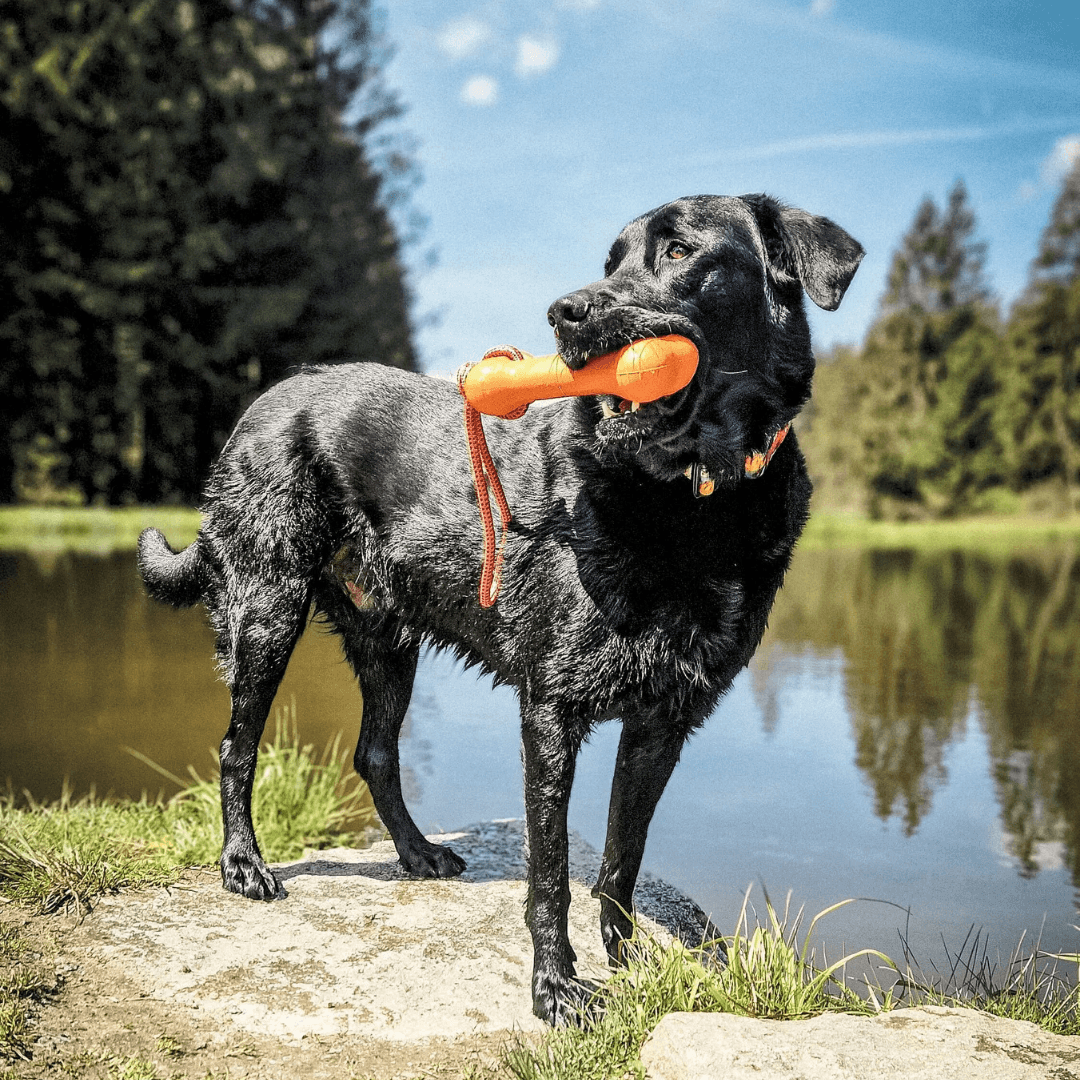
[684,422,792,497]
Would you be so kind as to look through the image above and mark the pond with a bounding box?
[2,539,1079,972]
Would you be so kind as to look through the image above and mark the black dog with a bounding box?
[138,194,862,1025]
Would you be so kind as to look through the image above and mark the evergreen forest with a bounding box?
[803,165,1080,519]
[2,1,1079,517]
[1,0,415,506]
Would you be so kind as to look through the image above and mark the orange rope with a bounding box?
[457,348,528,608]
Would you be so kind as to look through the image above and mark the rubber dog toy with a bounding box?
[456,335,699,609]
[459,334,698,418]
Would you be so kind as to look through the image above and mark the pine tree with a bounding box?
[803,181,1001,516]
[1032,154,1080,286]
[881,182,989,317]
[0,0,416,504]
[1001,155,1080,506]
[857,180,999,515]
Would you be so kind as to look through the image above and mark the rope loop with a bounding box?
[456,347,529,607]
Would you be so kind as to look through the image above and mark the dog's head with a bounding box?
[547,194,863,486]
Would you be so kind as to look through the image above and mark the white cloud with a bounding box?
[1041,135,1080,183]
[460,75,499,107]
[438,17,493,61]
[515,34,560,78]
[721,117,1080,163]
[810,0,835,16]
[1017,179,1039,203]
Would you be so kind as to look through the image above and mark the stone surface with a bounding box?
[640,1005,1080,1080]
[73,819,714,1044]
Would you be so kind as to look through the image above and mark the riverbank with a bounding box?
[4,821,1080,1080]
[798,510,1080,553]
[4,505,1080,555]
[0,821,717,1079]
[0,506,201,554]
[3,724,1079,1076]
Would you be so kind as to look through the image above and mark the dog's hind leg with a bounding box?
[345,634,467,878]
[216,582,311,900]
[592,716,689,964]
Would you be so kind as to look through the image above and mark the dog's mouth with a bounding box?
[595,392,676,427]
[555,317,701,433]
[600,396,642,420]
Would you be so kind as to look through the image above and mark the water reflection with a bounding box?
[0,549,361,802]
[761,545,1080,884]
[2,543,1080,899]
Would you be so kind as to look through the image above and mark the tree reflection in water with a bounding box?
[761,545,1080,883]
[3,543,1080,893]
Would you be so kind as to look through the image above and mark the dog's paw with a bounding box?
[220,849,279,900]
[398,840,467,879]
[531,969,600,1027]
[600,908,635,966]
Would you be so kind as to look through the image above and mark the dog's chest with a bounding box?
[514,508,781,716]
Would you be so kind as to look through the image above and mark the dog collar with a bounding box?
[683,422,791,497]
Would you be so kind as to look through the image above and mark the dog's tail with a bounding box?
[137,527,208,609]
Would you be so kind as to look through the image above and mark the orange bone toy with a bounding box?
[459,334,699,418]
[456,334,699,609]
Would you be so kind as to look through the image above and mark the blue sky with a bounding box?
[374,1,1080,375]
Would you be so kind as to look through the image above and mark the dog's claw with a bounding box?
[532,970,601,1027]
[221,849,279,900]
[398,840,467,879]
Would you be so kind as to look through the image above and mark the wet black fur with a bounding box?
[137,194,863,1026]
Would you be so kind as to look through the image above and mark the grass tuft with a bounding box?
[157,702,380,866]
[504,890,1080,1080]
[0,703,379,913]
[890,924,1080,1036]
[0,788,180,914]
[503,886,895,1080]
[0,922,57,1062]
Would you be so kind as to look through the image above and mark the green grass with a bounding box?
[0,922,57,1063]
[502,888,1080,1080]
[503,888,897,1080]
[801,510,1080,552]
[137,703,380,870]
[888,924,1080,1038]
[5,505,1080,557]
[0,704,379,914]
[0,505,202,554]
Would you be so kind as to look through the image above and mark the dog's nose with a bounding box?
[547,292,592,328]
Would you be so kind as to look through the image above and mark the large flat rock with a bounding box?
[73,819,713,1044]
[640,1005,1080,1080]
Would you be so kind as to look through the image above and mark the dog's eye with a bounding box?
[666,242,690,261]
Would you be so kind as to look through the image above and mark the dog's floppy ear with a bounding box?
[740,194,864,311]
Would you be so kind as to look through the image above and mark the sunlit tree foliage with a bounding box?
[998,157,1080,508]
[804,169,1080,519]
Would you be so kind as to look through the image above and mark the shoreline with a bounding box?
[4,504,1080,555]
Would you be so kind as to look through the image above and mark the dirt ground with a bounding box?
[2,822,714,1080]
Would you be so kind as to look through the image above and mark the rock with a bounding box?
[640,1005,1080,1080]
[74,820,714,1043]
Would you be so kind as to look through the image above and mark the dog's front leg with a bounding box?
[593,716,690,964]
[521,701,593,1025]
